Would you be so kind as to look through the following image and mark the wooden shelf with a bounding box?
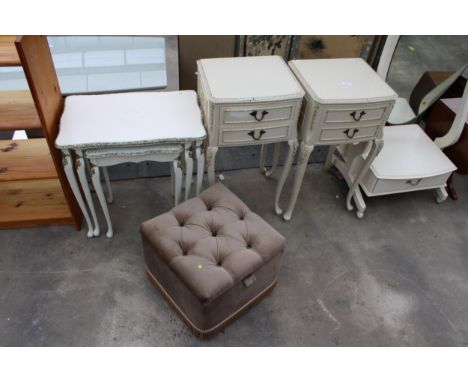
[0,90,42,131]
[0,178,74,228]
[0,138,58,181]
[0,36,21,67]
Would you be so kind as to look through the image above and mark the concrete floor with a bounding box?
[1,166,468,346]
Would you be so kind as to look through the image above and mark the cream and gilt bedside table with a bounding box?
[279,58,397,220]
[197,56,304,213]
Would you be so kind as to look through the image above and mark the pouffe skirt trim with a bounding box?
[145,265,277,338]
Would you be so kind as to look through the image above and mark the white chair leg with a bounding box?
[184,143,193,200]
[265,142,281,178]
[102,167,113,203]
[76,151,100,237]
[283,142,314,221]
[61,150,94,238]
[196,141,204,195]
[206,146,218,186]
[274,139,298,216]
[91,165,113,238]
[260,144,268,173]
[173,159,183,205]
[435,186,448,204]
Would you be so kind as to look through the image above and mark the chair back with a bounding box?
[376,35,400,80]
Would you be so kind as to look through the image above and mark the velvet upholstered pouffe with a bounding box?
[140,183,286,337]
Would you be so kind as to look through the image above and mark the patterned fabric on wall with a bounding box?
[237,35,375,61]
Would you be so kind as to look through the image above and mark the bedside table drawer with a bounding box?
[221,125,289,146]
[221,103,294,126]
[318,125,378,142]
[323,105,387,125]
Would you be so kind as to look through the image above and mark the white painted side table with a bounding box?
[280,58,397,220]
[197,56,304,212]
[56,90,206,238]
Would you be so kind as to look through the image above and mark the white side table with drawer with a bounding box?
[280,58,397,220]
[197,56,304,212]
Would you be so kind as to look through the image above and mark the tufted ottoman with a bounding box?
[140,183,286,337]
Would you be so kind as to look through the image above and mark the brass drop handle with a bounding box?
[248,129,266,141]
[406,179,422,186]
[343,128,359,139]
[250,110,269,122]
[350,110,366,121]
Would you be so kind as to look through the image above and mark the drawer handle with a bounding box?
[248,129,266,141]
[406,179,422,186]
[350,110,366,121]
[249,110,269,122]
[343,128,359,139]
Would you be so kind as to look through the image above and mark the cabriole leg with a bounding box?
[91,165,113,238]
[62,150,94,238]
[274,139,298,215]
[76,151,100,237]
[265,142,281,178]
[173,159,183,205]
[102,167,113,203]
[196,141,204,195]
[260,144,268,173]
[324,144,337,171]
[184,143,193,200]
[206,146,218,186]
[283,142,314,221]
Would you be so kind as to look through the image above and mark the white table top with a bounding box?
[197,56,304,103]
[289,58,397,104]
[371,125,456,179]
[55,90,206,149]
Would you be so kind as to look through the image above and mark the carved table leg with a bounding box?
[61,150,94,238]
[195,140,205,195]
[184,143,193,200]
[260,144,268,173]
[324,144,337,171]
[102,167,113,203]
[206,146,218,186]
[345,139,383,218]
[91,164,113,238]
[76,150,100,237]
[265,142,281,178]
[274,139,298,215]
[173,158,183,205]
[283,142,314,221]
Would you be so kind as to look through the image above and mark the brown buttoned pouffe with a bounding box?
[140,182,286,338]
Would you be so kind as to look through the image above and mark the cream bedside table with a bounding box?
[197,56,304,212]
[280,58,397,220]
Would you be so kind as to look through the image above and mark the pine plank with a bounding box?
[0,138,58,181]
[0,90,42,131]
[0,36,21,66]
[0,178,74,228]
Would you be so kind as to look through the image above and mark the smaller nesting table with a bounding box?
[56,90,206,238]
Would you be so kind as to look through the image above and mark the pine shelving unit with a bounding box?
[0,36,81,229]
